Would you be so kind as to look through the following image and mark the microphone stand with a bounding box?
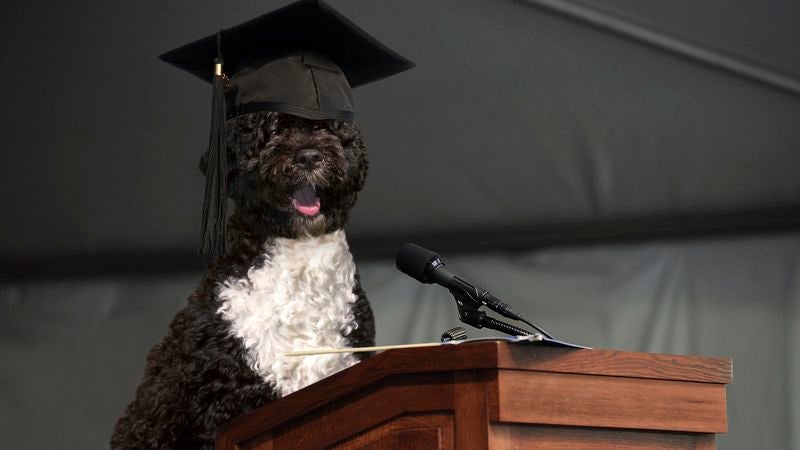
[448,289,534,337]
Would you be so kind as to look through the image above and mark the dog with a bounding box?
[111,111,375,449]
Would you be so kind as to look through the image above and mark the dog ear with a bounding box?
[334,120,368,192]
[352,149,368,192]
[268,112,291,135]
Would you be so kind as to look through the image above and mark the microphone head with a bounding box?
[396,243,441,283]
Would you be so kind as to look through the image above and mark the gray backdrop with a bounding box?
[3,234,799,449]
[2,0,799,258]
[2,0,799,449]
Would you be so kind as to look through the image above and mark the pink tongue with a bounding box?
[291,185,321,216]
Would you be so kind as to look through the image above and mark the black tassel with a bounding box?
[199,32,228,257]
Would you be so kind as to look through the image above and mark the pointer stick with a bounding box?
[286,335,545,356]
[286,342,449,356]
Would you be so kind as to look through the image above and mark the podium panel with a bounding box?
[489,425,715,450]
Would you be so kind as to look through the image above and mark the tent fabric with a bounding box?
[576,0,800,78]
[2,0,799,260]
[2,233,798,449]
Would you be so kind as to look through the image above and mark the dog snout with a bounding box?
[294,148,322,169]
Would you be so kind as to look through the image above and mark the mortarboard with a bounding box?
[159,0,414,256]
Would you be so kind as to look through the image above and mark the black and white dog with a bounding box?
[111,111,375,449]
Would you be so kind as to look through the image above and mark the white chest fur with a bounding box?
[216,230,359,397]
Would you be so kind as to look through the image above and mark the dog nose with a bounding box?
[295,148,322,169]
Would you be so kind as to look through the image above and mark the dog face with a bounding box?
[221,111,368,238]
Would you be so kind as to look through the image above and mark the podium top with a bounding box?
[346,339,732,384]
[218,340,731,443]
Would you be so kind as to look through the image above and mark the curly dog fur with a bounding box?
[111,112,375,449]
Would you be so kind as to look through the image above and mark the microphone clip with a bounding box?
[448,289,533,337]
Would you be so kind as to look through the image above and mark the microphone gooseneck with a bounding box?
[479,316,534,337]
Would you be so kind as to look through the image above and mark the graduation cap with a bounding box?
[159,0,414,256]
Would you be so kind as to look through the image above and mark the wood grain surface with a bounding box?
[491,370,727,433]
[333,413,453,450]
[453,370,493,450]
[498,345,732,384]
[217,341,500,448]
[245,373,454,450]
[489,424,716,449]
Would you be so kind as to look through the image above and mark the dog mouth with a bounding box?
[289,183,321,217]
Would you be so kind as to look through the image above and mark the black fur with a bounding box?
[111,112,375,449]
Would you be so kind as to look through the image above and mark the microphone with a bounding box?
[396,243,524,322]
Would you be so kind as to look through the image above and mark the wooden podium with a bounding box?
[216,341,731,449]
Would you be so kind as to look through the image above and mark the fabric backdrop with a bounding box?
[2,0,799,259]
[2,233,798,449]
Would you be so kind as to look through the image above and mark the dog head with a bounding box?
[217,111,368,239]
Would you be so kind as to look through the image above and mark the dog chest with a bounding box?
[217,230,359,397]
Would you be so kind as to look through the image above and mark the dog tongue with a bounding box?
[291,185,321,216]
